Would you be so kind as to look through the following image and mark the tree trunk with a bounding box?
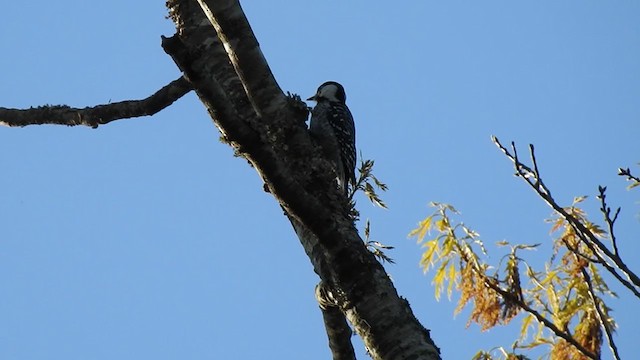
[163,1,441,359]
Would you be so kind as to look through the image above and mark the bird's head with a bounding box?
[307,81,346,103]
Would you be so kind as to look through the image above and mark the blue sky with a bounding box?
[1,1,638,359]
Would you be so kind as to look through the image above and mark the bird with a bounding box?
[307,81,357,197]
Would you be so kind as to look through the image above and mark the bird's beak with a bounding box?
[307,94,317,101]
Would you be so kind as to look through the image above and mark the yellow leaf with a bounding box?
[520,314,534,340]
[540,269,558,285]
[573,195,588,204]
[435,218,448,232]
[442,235,455,256]
[546,285,559,316]
[409,216,433,242]
[420,240,439,271]
[433,260,449,301]
[549,218,565,233]
[447,261,457,299]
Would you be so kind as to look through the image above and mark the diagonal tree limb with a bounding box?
[0,76,192,128]
[164,1,441,359]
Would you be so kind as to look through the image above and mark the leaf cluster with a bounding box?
[349,158,394,264]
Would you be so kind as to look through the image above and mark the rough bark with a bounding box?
[163,1,441,359]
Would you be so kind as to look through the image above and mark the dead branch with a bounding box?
[0,76,192,128]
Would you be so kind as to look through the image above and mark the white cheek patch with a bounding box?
[320,84,339,101]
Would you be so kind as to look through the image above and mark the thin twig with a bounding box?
[348,164,368,202]
[598,186,621,256]
[580,267,621,360]
[617,167,640,185]
[561,237,601,264]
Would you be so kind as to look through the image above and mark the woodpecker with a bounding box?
[307,81,356,197]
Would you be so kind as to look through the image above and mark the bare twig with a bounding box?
[0,76,192,128]
[597,186,621,256]
[617,167,640,186]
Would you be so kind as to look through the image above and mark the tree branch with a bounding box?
[0,76,192,128]
[597,186,621,257]
[316,281,357,360]
[492,136,640,298]
[580,267,620,360]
